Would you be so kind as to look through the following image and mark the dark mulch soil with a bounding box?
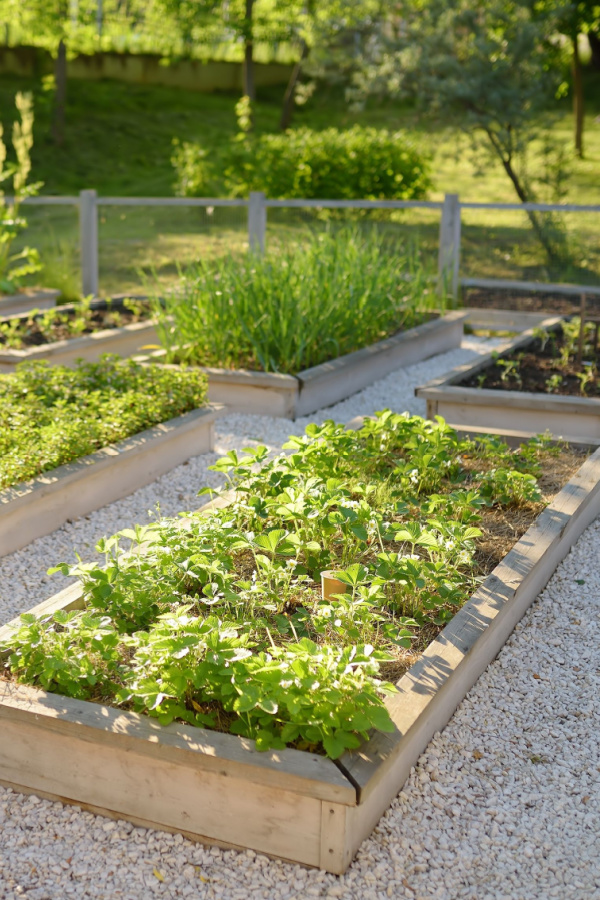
[463,329,600,397]
[0,304,152,349]
[463,288,594,317]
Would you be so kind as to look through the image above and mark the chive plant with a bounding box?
[151,230,441,374]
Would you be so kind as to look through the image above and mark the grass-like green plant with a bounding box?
[1,412,558,759]
[151,230,439,374]
[0,356,208,489]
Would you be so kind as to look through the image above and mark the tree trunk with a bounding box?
[243,0,255,101]
[484,127,563,266]
[588,31,600,71]
[52,38,67,146]
[573,34,584,159]
[279,42,309,131]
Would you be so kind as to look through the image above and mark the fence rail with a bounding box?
[12,189,600,300]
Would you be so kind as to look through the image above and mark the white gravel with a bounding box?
[1,335,599,900]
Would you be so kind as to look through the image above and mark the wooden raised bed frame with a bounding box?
[0,296,159,373]
[0,404,221,558]
[0,288,60,319]
[136,311,467,419]
[2,443,600,872]
[415,316,600,443]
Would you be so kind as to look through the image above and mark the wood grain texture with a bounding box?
[0,681,355,804]
[0,712,326,866]
[320,801,353,874]
[2,419,599,872]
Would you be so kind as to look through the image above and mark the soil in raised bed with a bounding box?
[462,323,600,398]
[463,287,596,317]
[0,299,152,349]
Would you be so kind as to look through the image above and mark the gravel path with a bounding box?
[1,337,599,900]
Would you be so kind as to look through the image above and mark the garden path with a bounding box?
[0,336,597,900]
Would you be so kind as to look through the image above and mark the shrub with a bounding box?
[172,125,431,200]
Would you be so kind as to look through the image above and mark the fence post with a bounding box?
[438,193,461,300]
[79,189,99,297]
[248,191,266,254]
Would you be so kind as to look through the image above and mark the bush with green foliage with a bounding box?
[0,356,208,489]
[151,229,438,373]
[172,125,431,200]
[1,412,556,759]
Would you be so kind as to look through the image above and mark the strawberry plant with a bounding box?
[1,412,559,759]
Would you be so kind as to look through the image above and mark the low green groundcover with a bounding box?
[0,356,208,490]
[1,413,560,759]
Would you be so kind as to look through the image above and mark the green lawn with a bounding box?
[0,70,598,295]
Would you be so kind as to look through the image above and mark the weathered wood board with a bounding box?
[0,319,159,372]
[0,289,60,319]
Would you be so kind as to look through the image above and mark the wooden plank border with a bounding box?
[0,319,160,372]
[334,445,600,862]
[415,317,600,441]
[1,428,599,872]
[0,289,60,320]
[0,404,222,558]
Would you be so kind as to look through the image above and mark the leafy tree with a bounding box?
[278,0,382,129]
[350,0,568,264]
[157,0,284,101]
[534,1,600,158]
[2,0,73,144]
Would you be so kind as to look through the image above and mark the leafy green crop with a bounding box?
[0,356,208,489]
[2,412,555,759]
[150,229,439,374]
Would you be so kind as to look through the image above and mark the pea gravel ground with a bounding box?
[1,337,599,900]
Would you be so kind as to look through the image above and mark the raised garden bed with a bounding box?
[137,311,466,418]
[0,296,158,372]
[415,316,600,442]
[0,358,220,556]
[0,288,60,319]
[1,414,598,872]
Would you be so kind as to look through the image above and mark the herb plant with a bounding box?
[150,229,439,374]
[0,93,42,294]
[0,356,208,489]
[1,412,555,759]
[0,296,149,350]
